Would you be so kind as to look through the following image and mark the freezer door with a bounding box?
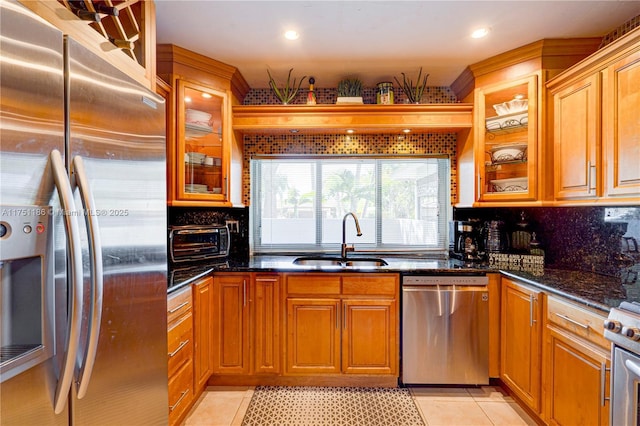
[65,37,168,424]
[0,1,68,424]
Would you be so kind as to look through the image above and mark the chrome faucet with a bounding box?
[341,212,362,258]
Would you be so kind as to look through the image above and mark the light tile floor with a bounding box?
[183,385,536,426]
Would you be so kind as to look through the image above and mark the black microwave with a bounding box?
[169,224,230,263]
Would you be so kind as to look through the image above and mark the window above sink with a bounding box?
[251,156,450,254]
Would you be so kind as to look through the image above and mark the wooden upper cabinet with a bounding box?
[553,73,601,200]
[603,49,640,200]
[548,26,640,205]
[157,44,249,207]
[475,75,539,203]
[453,38,602,207]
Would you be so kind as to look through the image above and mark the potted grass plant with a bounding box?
[394,67,429,104]
[267,68,307,104]
[336,77,363,104]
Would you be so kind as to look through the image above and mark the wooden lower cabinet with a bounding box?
[211,272,282,379]
[543,295,610,425]
[212,273,250,375]
[342,299,396,375]
[193,276,213,390]
[286,298,341,374]
[253,274,281,374]
[544,327,610,426]
[167,286,194,426]
[284,273,399,378]
[500,277,543,414]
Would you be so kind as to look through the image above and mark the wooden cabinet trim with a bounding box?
[341,274,398,296]
[285,274,342,295]
[232,104,473,135]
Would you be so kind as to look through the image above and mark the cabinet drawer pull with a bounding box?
[555,313,589,330]
[529,295,536,327]
[169,389,189,412]
[343,303,347,329]
[255,278,277,283]
[169,301,189,314]
[169,340,189,357]
[243,279,247,306]
[600,363,610,406]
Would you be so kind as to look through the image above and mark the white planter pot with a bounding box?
[336,96,363,105]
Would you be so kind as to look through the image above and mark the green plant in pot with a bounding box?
[267,68,307,104]
[336,77,364,104]
[394,67,429,104]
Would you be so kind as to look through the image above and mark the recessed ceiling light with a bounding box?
[184,96,192,103]
[346,129,354,134]
[403,129,411,134]
[471,27,490,39]
[284,30,299,40]
[201,93,212,99]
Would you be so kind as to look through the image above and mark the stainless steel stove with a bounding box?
[604,301,640,425]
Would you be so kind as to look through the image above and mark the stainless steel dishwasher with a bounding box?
[401,274,489,385]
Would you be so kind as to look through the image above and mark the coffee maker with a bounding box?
[449,220,484,262]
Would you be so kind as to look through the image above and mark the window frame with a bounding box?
[250,154,451,255]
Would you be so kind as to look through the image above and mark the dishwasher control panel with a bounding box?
[402,275,488,286]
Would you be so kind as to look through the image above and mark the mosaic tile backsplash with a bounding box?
[241,133,458,206]
[454,206,640,279]
[243,86,458,105]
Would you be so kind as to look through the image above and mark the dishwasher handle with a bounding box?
[402,285,488,291]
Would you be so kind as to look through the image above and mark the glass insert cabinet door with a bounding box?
[177,80,229,202]
[475,75,538,202]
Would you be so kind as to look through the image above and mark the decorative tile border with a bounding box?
[243,86,458,105]
[600,14,640,48]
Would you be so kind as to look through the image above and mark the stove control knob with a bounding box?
[604,319,622,333]
[622,326,640,341]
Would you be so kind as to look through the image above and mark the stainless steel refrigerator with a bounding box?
[0,1,168,424]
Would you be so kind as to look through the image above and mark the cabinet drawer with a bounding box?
[342,275,397,296]
[286,274,341,295]
[168,359,194,424]
[168,311,193,375]
[547,296,608,350]
[168,286,192,324]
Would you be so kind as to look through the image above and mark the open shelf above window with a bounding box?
[232,104,473,134]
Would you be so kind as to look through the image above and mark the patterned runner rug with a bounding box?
[241,386,425,425]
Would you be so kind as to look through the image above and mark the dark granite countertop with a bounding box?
[168,254,640,314]
[500,268,631,314]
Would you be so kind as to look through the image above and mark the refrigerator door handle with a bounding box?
[50,150,84,414]
[71,155,104,399]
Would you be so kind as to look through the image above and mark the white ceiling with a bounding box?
[155,1,640,89]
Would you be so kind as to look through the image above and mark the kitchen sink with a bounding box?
[292,256,388,267]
